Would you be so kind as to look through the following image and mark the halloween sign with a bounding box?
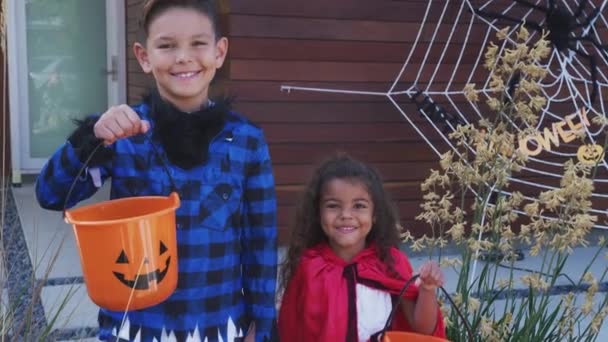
[517,108,602,165]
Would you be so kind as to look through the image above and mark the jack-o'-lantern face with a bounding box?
[112,241,171,290]
[577,144,604,165]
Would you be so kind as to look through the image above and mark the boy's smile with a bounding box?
[320,178,375,262]
[134,8,228,112]
[172,71,200,79]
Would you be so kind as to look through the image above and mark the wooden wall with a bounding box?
[124,0,608,242]
[227,0,465,242]
[125,0,446,242]
[126,0,150,102]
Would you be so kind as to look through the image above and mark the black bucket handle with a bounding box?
[63,133,178,213]
[373,274,475,342]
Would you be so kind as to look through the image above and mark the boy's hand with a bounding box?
[244,322,255,342]
[94,105,150,145]
[416,260,444,291]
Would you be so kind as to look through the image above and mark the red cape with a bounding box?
[279,243,446,341]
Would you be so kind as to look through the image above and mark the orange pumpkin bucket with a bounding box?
[65,192,180,311]
[373,274,474,342]
[63,138,181,311]
[383,331,449,342]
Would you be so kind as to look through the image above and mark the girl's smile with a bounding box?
[320,178,374,262]
[336,226,357,233]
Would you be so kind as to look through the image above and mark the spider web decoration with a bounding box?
[281,0,608,229]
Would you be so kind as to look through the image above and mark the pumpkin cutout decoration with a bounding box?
[577,144,604,165]
[65,192,180,311]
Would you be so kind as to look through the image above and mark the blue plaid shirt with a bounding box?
[36,102,278,342]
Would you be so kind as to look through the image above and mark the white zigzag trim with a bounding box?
[133,330,141,342]
[114,316,244,341]
[187,326,202,342]
[117,316,131,340]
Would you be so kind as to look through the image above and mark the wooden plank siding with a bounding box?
[122,0,508,242]
[124,1,608,243]
[228,1,475,243]
[126,0,152,101]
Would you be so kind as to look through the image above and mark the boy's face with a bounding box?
[319,178,374,262]
[134,7,228,112]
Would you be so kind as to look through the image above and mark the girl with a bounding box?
[278,155,446,342]
[35,1,277,341]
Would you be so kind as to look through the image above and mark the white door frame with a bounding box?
[8,0,126,184]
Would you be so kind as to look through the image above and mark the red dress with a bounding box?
[278,243,446,342]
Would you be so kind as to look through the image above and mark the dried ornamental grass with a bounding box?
[410,26,608,341]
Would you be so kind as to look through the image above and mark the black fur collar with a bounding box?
[144,90,230,170]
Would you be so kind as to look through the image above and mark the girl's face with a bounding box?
[134,7,228,112]
[320,178,374,262]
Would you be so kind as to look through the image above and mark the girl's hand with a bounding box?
[416,260,444,291]
[94,104,150,145]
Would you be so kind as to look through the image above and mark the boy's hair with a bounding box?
[279,153,402,291]
[139,0,222,41]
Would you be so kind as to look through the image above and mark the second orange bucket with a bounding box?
[65,192,180,311]
[383,331,449,342]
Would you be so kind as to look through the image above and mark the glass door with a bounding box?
[27,0,108,159]
[9,0,125,175]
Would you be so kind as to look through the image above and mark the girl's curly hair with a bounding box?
[279,153,402,291]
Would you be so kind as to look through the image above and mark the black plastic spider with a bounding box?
[410,88,466,133]
[474,0,608,105]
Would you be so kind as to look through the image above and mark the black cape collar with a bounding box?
[144,89,230,169]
